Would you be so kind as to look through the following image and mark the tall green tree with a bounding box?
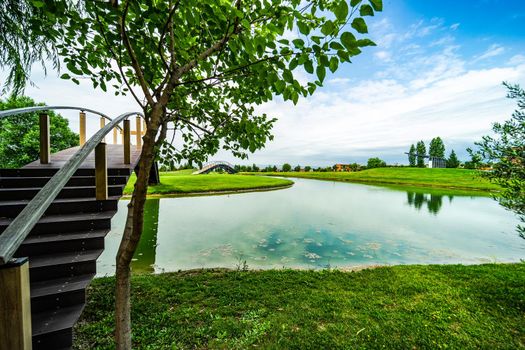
[44,1,383,347]
[367,157,386,168]
[429,137,445,158]
[416,140,426,167]
[446,149,460,168]
[472,82,525,238]
[0,95,78,168]
[408,144,416,167]
[282,163,292,172]
[0,1,73,94]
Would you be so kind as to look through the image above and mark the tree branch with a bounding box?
[120,0,155,105]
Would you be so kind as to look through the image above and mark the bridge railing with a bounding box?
[0,106,146,346]
[0,107,145,265]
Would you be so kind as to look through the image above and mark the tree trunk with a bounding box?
[114,106,164,349]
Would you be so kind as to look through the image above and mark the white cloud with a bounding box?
[241,63,525,165]
[450,23,460,31]
[508,54,525,66]
[374,50,392,62]
[473,44,505,62]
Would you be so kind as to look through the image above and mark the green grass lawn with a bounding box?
[249,168,500,192]
[124,170,293,196]
[74,264,525,349]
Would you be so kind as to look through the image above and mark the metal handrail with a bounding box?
[0,105,126,131]
[0,110,144,265]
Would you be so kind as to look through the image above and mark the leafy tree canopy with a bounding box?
[408,144,416,167]
[429,136,445,158]
[0,95,79,168]
[473,82,525,238]
[416,140,426,168]
[282,163,292,172]
[0,0,73,94]
[367,157,386,168]
[446,149,460,168]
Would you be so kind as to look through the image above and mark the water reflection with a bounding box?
[131,199,159,273]
[96,179,524,276]
[406,191,448,215]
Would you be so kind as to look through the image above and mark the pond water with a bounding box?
[97,178,525,276]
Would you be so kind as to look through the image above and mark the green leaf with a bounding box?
[66,61,83,75]
[289,58,298,70]
[329,57,339,73]
[304,60,314,74]
[330,42,345,51]
[370,0,383,11]
[321,21,335,36]
[357,38,376,47]
[292,91,299,105]
[351,18,368,33]
[30,0,45,8]
[316,65,326,83]
[297,21,310,35]
[292,39,305,49]
[335,1,349,21]
[282,69,294,83]
[360,4,374,16]
[340,32,357,50]
[60,73,71,80]
[350,0,362,6]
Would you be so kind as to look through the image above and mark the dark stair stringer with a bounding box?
[0,167,132,349]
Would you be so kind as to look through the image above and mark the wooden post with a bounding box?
[0,258,32,350]
[39,113,50,164]
[136,115,142,149]
[123,119,131,165]
[95,142,108,200]
[100,117,106,143]
[79,112,86,146]
[113,128,118,144]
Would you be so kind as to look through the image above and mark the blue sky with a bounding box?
[250,0,525,166]
[2,0,524,167]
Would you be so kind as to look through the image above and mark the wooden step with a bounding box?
[32,304,85,349]
[0,167,132,177]
[16,230,108,256]
[0,175,128,188]
[0,185,124,200]
[0,196,120,218]
[28,249,103,282]
[0,211,116,235]
[30,274,94,313]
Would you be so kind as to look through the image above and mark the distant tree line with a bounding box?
[407,137,461,168]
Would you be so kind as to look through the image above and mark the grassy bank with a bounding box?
[74,264,525,349]
[249,168,500,192]
[124,170,293,196]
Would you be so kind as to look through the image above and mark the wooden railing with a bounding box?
[0,106,144,349]
[0,106,145,264]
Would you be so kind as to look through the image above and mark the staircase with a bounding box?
[0,167,132,349]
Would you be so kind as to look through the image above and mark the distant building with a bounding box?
[405,152,447,168]
[428,156,447,168]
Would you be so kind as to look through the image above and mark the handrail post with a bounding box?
[79,112,86,146]
[100,117,106,143]
[136,115,142,149]
[39,113,50,164]
[123,119,131,165]
[95,142,108,200]
[0,258,32,350]
[113,128,118,145]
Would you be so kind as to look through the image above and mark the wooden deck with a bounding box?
[24,144,141,169]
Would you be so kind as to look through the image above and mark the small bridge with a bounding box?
[0,106,150,349]
[193,161,237,174]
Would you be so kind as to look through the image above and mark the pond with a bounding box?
[97,178,525,276]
